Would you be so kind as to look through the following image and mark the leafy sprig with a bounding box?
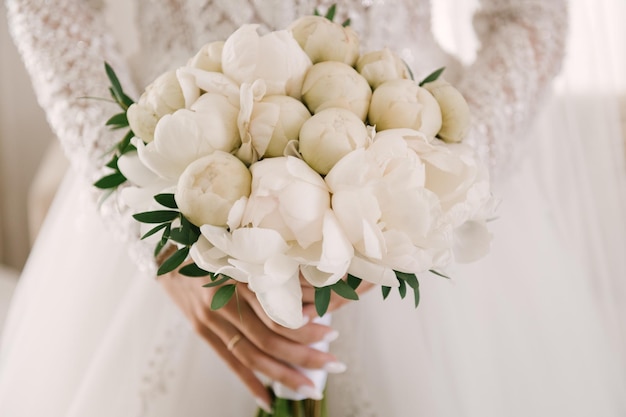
[314,4,351,27]
[419,67,445,86]
[94,63,136,192]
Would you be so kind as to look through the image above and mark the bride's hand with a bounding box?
[159,270,343,410]
[300,275,375,318]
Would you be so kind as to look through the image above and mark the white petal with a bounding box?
[253,274,305,329]
[348,255,398,287]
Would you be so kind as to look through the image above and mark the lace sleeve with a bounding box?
[6,0,157,274]
[457,0,568,182]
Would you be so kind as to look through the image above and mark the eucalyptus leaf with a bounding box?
[381,285,392,300]
[419,67,445,86]
[157,246,190,275]
[94,172,126,189]
[133,210,179,224]
[430,269,451,279]
[315,286,332,317]
[141,222,169,240]
[331,279,359,300]
[106,112,128,127]
[202,275,231,288]
[346,274,362,290]
[413,284,421,308]
[179,263,213,277]
[325,4,336,21]
[398,277,407,299]
[154,193,178,209]
[211,284,237,310]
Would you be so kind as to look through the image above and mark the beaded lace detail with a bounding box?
[6,0,567,414]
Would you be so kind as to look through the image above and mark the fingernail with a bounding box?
[322,330,339,343]
[324,361,347,374]
[255,397,273,414]
[297,385,323,400]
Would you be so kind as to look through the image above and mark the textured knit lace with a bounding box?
[6,1,567,412]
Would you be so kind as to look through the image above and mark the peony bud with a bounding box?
[356,48,412,89]
[299,108,369,175]
[288,15,360,66]
[368,79,442,137]
[302,61,372,121]
[127,70,185,142]
[423,78,471,143]
[176,151,252,227]
[188,41,225,72]
[250,95,312,158]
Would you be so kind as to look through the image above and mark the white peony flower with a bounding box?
[176,67,240,109]
[241,156,331,249]
[175,151,252,227]
[368,79,442,137]
[423,78,471,143]
[302,61,372,121]
[326,132,450,283]
[135,93,239,180]
[377,128,495,263]
[187,41,225,72]
[127,70,185,142]
[356,48,412,89]
[299,108,370,175]
[221,24,312,98]
[288,15,360,66]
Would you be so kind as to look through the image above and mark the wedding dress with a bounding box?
[2,0,625,416]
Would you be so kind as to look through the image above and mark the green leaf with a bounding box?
[395,271,419,288]
[179,263,213,277]
[202,275,232,288]
[325,4,336,21]
[105,62,124,99]
[429,269,450,279]
[154,193,178,209]
[413,282,421,308]
[346,274,362,290]
[105,62,134,109]
[331,279,359,300]
[133,210,179,224]
[169,226,200,246]
[342,18,351,27]
[211,284,237,310]
[403,60,415,81]
[106,112,128,127]
[117,130,134,153]
[398,277,407,299]
[105,155,119,169]
[381,285,392,300]
[94,172,126,189]
[180,215,201,239]
[419,67,445,86]
[157,246,189,275]
[153,238,166,258]
[141,222,169,240]
[313,8,321,16]
[315,286,332,317]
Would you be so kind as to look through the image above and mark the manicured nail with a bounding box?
[322,330,339,343]
[255,397,273,413]
[297,385,323,400]
[324,361,347,374]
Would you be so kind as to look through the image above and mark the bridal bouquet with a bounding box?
[96,5,494,416]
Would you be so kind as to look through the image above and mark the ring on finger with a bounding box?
[227,334,243,352]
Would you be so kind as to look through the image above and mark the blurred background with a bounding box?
[0,0,624,330]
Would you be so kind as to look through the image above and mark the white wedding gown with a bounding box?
[2,0,626,416]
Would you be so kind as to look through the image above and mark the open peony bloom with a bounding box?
[369,79,442,137]
[221,24,312,98]
[127,70,185,142]
[241,156,331,249]
[288,15,360,66]
[356,48,412,89]
[299,107,370,175]
[187,41,225,72]
[301,61,372,121]
[175,151,252,227]
[326,133,451,285]
[135,93,240,180]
